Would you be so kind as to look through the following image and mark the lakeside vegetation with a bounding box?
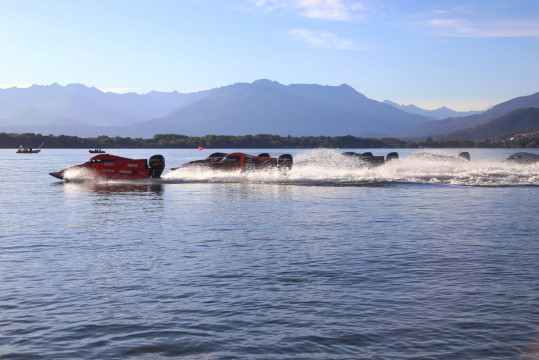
[1,132,537,149]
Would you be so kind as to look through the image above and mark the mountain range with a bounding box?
[382,100,481,120]
[404,91,539,139]
[0,80,537,140]
[444,107,539,141]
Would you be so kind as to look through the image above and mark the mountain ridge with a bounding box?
[445,107,539,141]
[383,100,482,120]
[126,80,430,137]
[405,92,539,138]
[0,80,537,140]
[0,80,433,138]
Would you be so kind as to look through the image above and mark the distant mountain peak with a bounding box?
[337,83,364,96]
[252,79,281,87]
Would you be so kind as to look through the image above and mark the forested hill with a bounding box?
[1,132,537,149]
[446,108,539,141]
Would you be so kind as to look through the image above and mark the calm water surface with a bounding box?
[1,148,538,359]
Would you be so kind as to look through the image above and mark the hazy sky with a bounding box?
[1,0,538,110]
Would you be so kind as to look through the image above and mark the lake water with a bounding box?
[1,148,538,359]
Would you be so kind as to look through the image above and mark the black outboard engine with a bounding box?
[357,152,373,164]
[458,152,470,161]
[386,152,399,161]
[148,155,165,178]
[360,152,385,166]
[277,154,293,170]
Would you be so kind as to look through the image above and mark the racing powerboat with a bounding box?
[342,151,399,166]
[172,152,293,171]
[172,152,227,170]
[410,151,470,161]
[505,152,539,164]
[49,153,165,181]
[295,151,399,167]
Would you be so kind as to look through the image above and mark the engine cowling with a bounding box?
[277,154,293,170]
[148,155,165,178]
[386,152,399,161]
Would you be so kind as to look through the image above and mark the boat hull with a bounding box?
[50,154,165,181]
[174,152,293,171]
[506,152,539,164]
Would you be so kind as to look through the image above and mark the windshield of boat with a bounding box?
[222,155,241,162]
[207,153,226,162]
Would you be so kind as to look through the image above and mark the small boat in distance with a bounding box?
[89,149,106,153]
[50,153,165,181]
[16,146,41,154]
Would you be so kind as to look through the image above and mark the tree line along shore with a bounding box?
[1,132,537,149]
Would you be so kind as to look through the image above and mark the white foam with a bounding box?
[62,168,101,182]
[162,149,538,187]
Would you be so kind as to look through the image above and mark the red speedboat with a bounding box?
[49,154,165,181]
[173,152,293,171]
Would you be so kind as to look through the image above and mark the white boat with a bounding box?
[16,146,41,154]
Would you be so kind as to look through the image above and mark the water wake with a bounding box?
[162,149,538,187]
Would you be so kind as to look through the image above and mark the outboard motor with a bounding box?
[148,155,165,178]
[277,154,293,170]
[458,152,471,161]
[360,152,385,166]
[357,152,373,165]
[386,152,399,162]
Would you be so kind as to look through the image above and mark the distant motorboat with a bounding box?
[89,149,106,153]
[17,146,41,154]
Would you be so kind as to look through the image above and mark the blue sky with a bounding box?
[1,0,538,110]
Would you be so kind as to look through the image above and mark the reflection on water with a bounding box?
[61,181,164,197]
[1,149,538,360]
[56,181,166,232]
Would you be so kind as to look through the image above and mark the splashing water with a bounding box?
[162,149,538,187]
[62,167,102,182]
